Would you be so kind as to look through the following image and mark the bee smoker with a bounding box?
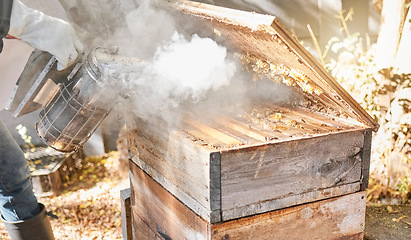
[6,47,129,152]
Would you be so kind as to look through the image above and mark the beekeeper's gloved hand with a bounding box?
[8,0,83,70]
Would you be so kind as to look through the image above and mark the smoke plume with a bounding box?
[61,0,297,125]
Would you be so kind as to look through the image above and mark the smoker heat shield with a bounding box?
[5,49,77,117]
[157,0,378,131]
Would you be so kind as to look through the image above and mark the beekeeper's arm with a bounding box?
[1,0,83,70]
[0,0,13,52]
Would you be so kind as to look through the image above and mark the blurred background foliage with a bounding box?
[317,2,411,204]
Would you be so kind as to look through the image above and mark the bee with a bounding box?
[256,59,268,68]
[290,69,309,84]
[276,64,291,76]
[314,88,323,95]
[285,119,297,127]
[282,77,295,86]
[268,113,282,121]
[299,82,315,94]
[269,63,277,72]
[235,53,323,96]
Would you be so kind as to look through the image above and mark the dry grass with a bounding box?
[0,151,129,240]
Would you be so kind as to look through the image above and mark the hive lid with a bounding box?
[158,0,379,131]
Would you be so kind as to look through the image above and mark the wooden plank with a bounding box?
[209,152,222,223]
[120,188,132,240]
[275,105,351,131]
[203,118,262,145]
[219,115,294,142]
[184,118,244,147]
[360,129,372,191]
[49,170,63,196]
[239,107,320,138]
[128,102,364,152]
[220,129,365,221]
[216,116,273,142]
[211,191,367,240]
[211,104,360,145]
[129,161,210,240]
[221,182,360,221]
[129,163,366,240]
[131,155,217,222]
[132,212,162,240]
[128,118,214,217]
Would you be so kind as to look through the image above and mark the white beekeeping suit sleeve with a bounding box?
[8,0,83,70]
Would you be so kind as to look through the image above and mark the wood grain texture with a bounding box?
[120,189,132,240]
[131,154,217,222]
[129,162,366,240]
[360,129,372,191]
[128,117,216,222]
[219,129,365,221]
[221,183,360,221]
[129,161,210,240]
[132,213,161,240]
[211,191,367,240]
[129,114,367,222]
[128,108,370,221]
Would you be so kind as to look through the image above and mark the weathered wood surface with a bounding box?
[129,108,368,222]
[128,117,217,221]
[128,105,365,153]
[120,188,132,240]
[211,191,366,240]
[130,161,366,240]
[132,213,162,240]
[219,128,364,221]
[31,152,79,197]
[129,161,210,240]
[360,128,373,191]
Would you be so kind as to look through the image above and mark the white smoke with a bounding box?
[92,0,237,121]
[124,0,177,59]
[117,31,236,120]
[62,0,296,125]
[150,32,235,104]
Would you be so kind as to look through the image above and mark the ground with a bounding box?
[365,205,411,240]
[0,151,129,240]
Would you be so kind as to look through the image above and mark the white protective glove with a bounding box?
[8,0,83,70]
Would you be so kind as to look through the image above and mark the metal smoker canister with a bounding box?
[36,48,122,152]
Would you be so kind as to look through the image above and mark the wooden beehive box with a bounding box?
[128,108,373,223]
[126,0,378,235]
[129,161,366,239]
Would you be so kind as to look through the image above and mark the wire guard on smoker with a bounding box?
[36,48,121,152]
